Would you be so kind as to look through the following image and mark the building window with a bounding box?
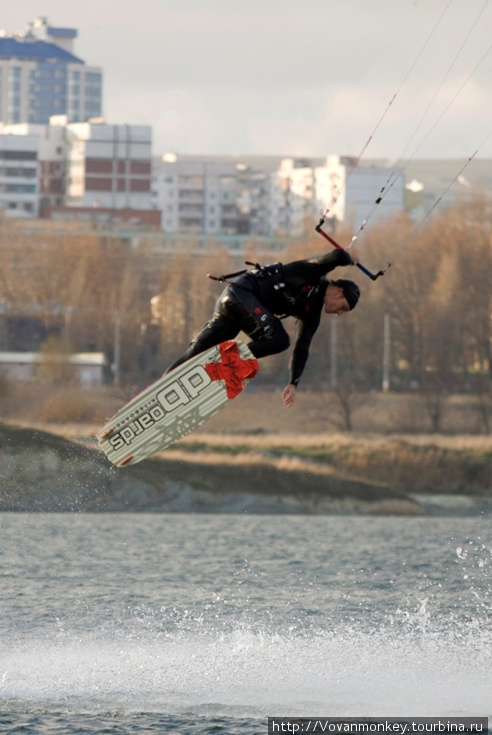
[86,72,102,85]
[178,175,204,186]
[130,180,151,192]
[85,177,112,191]
[0,151,37,160]
[6,184,36,194]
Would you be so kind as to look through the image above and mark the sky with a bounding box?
[2,0,492,159]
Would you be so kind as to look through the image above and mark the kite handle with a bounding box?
[315,219,389,282]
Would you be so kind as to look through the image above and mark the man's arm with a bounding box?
[282,315,320,407]
[282,248,353,281]
[280,249,354,407]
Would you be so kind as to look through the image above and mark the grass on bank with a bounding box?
[2,379,492,437]
[2,380,492,497]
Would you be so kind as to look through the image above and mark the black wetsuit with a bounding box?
[167,249,353,387]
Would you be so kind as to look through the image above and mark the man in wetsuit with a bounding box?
[166,248,360,407]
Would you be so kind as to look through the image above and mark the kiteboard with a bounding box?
[97,339,259,467]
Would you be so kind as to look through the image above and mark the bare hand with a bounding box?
[282,384,296,407]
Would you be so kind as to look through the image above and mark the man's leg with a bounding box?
[221,286,290,358]
[165,283,290,373]
[165,311,239,373]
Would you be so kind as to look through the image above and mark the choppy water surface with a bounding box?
[1,514,491,734]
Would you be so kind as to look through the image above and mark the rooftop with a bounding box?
[0,37,83,63]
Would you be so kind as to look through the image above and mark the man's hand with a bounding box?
[282,384,296,407]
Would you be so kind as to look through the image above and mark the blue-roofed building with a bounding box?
[0,16,102,125]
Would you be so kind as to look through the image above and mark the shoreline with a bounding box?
[1,421,492,516]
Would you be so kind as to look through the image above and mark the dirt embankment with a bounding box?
[1,422,492,515]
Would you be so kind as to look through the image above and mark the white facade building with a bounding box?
[267,155,405,237]
[66,122,152,210]
[0,133,39,217]
[269,158,317,236]
[315,155,405,229]
[152,155,244,234]
[152,153,406,238]
[0,117,154,216]
[0,351,107,387]
[0,116,67,209]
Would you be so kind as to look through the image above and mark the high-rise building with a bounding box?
[0,16,102,125]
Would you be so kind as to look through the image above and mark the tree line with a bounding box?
[0,194,491,411]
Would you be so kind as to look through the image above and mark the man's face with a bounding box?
[324,285,350,315]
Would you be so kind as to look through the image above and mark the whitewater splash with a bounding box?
[2,513,492,729]
[2,616,492,718]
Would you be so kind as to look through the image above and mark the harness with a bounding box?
[207,260,282,285]
[207,261,321,316]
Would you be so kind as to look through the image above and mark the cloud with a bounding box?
[105,72,492,159]
[2,0,491,157]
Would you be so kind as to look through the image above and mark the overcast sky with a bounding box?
[3,0,492,159]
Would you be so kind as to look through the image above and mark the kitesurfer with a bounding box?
[165,249,360,407]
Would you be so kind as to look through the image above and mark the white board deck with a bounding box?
[97,340,258,467]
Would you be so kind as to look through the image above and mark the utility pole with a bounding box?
[382,312,390,392]
[330,316,337,388]
[113,311,121,385]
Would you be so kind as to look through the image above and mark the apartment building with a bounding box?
[0,133,39,217]
[270,158,317,236]
[316,155,405,230]
[0,16,102,125]
[0,116,67,210]
[65,122,152,210]
[0,117,154,219]
[152,154,308,237]
[271,156,405,235]
[151,153,407,239]
[152,155,245,235]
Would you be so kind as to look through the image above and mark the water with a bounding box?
[0,514,491,734]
